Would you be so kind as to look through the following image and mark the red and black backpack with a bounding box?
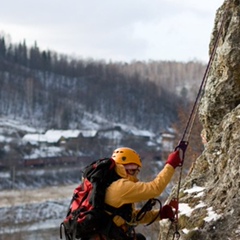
[59,158,132,240]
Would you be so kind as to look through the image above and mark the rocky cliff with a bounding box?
[160,0,240,239]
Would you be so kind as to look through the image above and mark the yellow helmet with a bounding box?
[111,147,142,167]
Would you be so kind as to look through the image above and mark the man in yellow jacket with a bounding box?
[92,147,181,240]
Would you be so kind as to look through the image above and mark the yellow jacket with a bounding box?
[105,163,175,227]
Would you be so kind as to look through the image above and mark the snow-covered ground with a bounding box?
[0,184,76,207]
[0,184,77,239]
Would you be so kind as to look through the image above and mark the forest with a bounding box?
[0,35,206,133]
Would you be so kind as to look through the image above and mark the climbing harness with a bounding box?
[166,1,231,239]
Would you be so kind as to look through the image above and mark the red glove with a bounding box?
[166,150,182,168]
[160,205,175,221]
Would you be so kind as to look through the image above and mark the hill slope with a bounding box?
[0,36,206,132]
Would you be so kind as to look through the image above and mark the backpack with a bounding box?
[60,158,122,240]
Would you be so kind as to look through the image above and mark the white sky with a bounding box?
[0,0,224,63]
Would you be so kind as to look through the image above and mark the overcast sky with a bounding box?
[0,0,224,63]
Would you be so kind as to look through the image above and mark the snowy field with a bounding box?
[0,184,78,240]
[0,184,76,207]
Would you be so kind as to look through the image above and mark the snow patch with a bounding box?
[179,203,193,217]
[0,118,37,133]
[195,201,206,209]
[0,172,11,178]
[183,185,205,194]
[182,227,198,234]
[204,207,221,222]
[195,191,204,197]
[179,203,221,224]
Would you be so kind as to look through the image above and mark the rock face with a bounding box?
[160,1,240,239]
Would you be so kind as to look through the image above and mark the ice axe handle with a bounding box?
[174,140,188,166]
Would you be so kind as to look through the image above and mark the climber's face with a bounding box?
[124,164,141,177]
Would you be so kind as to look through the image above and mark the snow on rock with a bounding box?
[183,185,204,194]
[204,207,221,222]
[179,203,193,217]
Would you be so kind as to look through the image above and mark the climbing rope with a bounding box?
[166,1,231,239]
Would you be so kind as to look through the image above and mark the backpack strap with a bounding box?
[60,222,72,240]
[104,203,133,222]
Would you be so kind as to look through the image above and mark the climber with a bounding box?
[88,147,182,240]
